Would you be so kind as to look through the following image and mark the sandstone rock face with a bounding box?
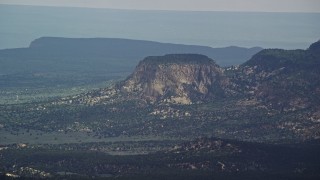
[120,54,229,104]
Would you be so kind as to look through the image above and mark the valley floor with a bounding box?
[1,136,320,179]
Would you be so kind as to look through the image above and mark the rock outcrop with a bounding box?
[119,54,229,104]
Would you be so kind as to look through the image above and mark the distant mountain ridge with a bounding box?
[27,37,262,64]
[0,37,262,88]
[0,37,262,71]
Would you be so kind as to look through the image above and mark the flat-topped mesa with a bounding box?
[140,54,217,65]
[119,54,229,104]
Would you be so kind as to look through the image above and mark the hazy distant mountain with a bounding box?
[0,37,262,75]
[28,37,262,66]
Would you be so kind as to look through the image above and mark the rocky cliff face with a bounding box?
[120,54,229,104]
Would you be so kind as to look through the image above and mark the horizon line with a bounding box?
[1,3,320,14]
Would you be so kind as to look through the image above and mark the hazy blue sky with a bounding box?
[1,4,319,50]
[0,0,320,12]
